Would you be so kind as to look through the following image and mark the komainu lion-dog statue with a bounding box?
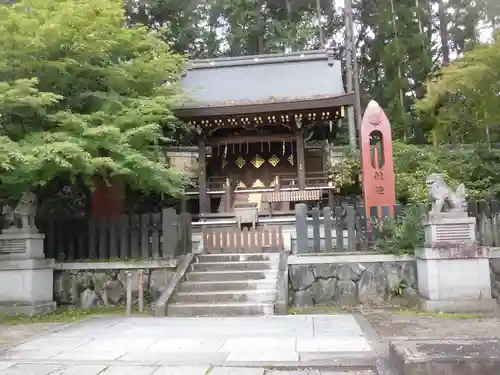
[426,173,467,214]
[2,191,37,232]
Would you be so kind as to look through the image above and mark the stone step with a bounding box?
[172,290,276,303]
[191,261,276,272]
[196,253,280,263]
[167,302,275,317]
[185,270,278,282]
[177,279,278,292]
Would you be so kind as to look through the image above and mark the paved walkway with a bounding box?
[0,315,378,374]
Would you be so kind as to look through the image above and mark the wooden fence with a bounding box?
[203,226,283,254]
[36,208,192,261]
[294,200,500,252]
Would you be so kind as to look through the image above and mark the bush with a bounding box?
[374,206,424,255]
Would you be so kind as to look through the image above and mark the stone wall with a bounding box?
[489,257,500,300]
[288,254,417,307]
[54,261,176,308]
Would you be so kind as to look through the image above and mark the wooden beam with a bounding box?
[175,93,356,119]
[206,134,296,146]
[296,132,306,190]
[224,178,232,213]
[198,139,208,214]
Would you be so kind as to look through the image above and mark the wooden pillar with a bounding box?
[225,177,232,213]
[295,203,308,253]
[327,189,334,209]
[198,138,208,214]
[180,197,187,213]
[296,132,306,190]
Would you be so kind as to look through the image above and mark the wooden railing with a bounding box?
[186,172,332,194]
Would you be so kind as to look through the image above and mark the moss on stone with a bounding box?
[0,306,148,325]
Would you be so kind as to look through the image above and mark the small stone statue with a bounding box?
[426,173,467,214]
[2,191,38,232]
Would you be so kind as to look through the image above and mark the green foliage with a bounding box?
[328,152,361,194]
[375,206,424,255]
[391,279,410,297]
[416,32,500,145]
[393,141,500,202]
[328,140,500,203]
[0,306,147,324]
[0,0,189,199]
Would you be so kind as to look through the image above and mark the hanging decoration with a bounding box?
[251,154,264,168]
[235,156,246,169]
[224,142,227,158]
[252,179,265,188]
[268,154,280,167]
[288,154,294,166]
[282,140,285,155]
[236,181,247,189]
[221,158,228,170]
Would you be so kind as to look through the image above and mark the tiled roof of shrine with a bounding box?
[177,50,350,117]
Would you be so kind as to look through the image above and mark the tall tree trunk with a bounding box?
[415,0,425,49]
[389,0,406,122]
[257,0,266,54]
[285,0,293,51]
[438,0,450,65]
[345,0,357,152]
[316,0,324,48]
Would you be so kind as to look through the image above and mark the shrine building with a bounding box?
[174,50,356,217]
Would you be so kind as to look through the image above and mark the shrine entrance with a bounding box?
[175,50,357,217]
[210,141,297,190]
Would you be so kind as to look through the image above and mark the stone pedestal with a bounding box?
[390,339,500,375]
[0,231,56,316]
[416,212,497,312]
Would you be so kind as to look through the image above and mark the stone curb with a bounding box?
[275,250,289,315]
[55,260,176,270]
[153,253,196,316]
[0,357,376,370]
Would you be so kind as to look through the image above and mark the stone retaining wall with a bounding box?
[489,256,500,300]
[54,261,176,308]
[288,254,417,307]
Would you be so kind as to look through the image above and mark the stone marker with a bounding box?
[390,339,500,375]
[416,174,497,312]
[126,272,132,316]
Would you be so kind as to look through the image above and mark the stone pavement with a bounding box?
[0,315,378,374]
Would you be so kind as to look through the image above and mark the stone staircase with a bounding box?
[168,253,280,317]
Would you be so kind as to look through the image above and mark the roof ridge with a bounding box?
[187,49,338,69]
